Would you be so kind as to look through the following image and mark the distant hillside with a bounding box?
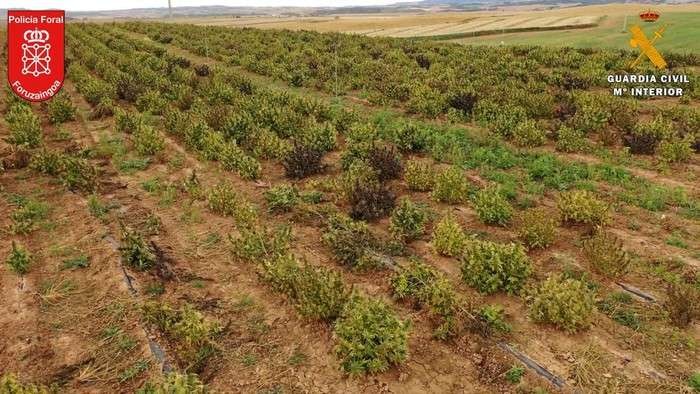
[2,1,698,21]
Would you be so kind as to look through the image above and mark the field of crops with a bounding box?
[1,20,699,393]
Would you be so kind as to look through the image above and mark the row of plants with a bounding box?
[119,22,699,163]
[86,23,698,219]
[67,24,362,181]
[228,219,411,375]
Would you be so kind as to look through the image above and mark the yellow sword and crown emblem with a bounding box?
[629,24,668,70]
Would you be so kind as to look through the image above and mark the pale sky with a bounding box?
[5,0,412,12]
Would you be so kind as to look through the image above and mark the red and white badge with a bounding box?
[7,10,65,102]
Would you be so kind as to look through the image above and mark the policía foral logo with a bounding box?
[7,10,65,102]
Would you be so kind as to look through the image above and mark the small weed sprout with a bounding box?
[477,304,512,335]
[505,365,526,384]
[6,242,31,275]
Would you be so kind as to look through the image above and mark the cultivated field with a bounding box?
[1,17,699,394]
[183,4,700,51]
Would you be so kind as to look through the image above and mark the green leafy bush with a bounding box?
[389,198,429,242]
[5,103,42,148]
[391,259,458,338]
[138,372,206,394]
[389,122,429,153]
[431,215,466,257]
[472,186,513,226]
[207,183,257,227]
[299,122,337,153]
[582,231,631,277]
[142,302,221,369]
[262,253,351,321]
[512,119,546,147]
[557,190,610,226]
[229,225,291,262]
[60,156,98,192]
[658,135,694,163]
[115,108,143,134]
[556,126,588,153]
[46,92,76,124]
[431,166,471,204]
[30,150,97,191]
[460,240,532,295]
[322,215,381,270]
[625,116,672,154]
[133,124,165,156]
[80,78,115,107]
[29,149,64,176]
[136,89,168,115]
[89,97,114,120]
[528,274,595,333]
[264,184,299,213]
[6,242,31,275]
[334,296,410,375]
[293,262,352,321]
[0,373,51,394]
[516,208,557,249]
[404,160,434,191]
[120,228,156,271]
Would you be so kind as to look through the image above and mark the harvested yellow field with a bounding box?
[365,15,600,38]
[174,3,700,40]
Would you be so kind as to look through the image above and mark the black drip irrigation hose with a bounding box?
[616,282,657,303]
[103,234,172,373]
[498,343,567,390]
[379,253,568,390]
